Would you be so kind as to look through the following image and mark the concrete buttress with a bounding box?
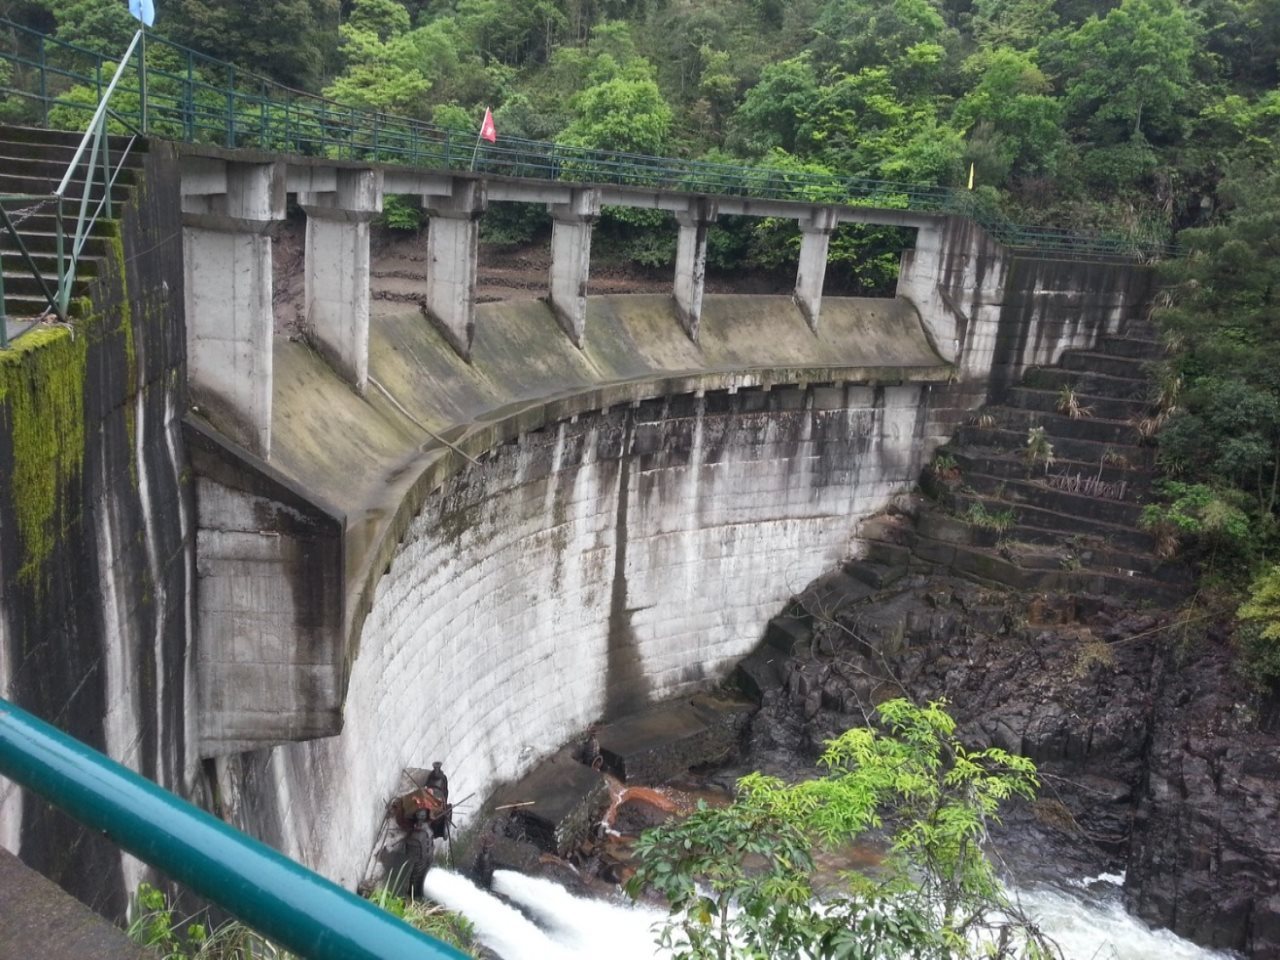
[794,207,839,333]
[673,198,717,342]
[299,169,382,392]
[424,178,487,360]
[181,159,286,458]
[548,187,602,347]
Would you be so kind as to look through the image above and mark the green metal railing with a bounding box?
[0,25,141,345]
[0,696,468,959]
[0,17,1174,269]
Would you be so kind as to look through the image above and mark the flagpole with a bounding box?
[139,24,148,134]
[469,128,483,172]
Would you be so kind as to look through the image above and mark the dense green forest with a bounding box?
[3,0,1277,258]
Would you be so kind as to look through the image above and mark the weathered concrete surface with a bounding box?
[0,139,195,917]
[185,418,345,757]
[491,747,610,858]
[300,168,380,391]
[204,292,949,884]
[599,694,755,783]
[0,848,155,960]
[182,161,286,458]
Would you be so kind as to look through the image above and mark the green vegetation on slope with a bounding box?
[1150,164,1280,684]
[5,0,1277,288]
[627,698,1050,960]
[128,881,476,958]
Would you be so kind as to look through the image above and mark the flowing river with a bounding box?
[422,868,1238,960]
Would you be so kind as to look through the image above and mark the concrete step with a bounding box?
[764,614,812,655]
[950,491,1154,552]
[0,211,119,239]
[1021,366,1150,402]
[995,536,1189,584]
[0,847,156,960]
[1059,350,1151,380]
[1004,387,1150,422]
[842,557,908,590]
[1,251,100,277]
[0,154,141,185]
[2,269,93,299]
[0,124,142,153]
[983,405,1145,447]
[0,229,112,258]
[799,568,876,617]
[1119,319,1160,339]
[1096,336,1165,360]
[959,470,1145,527]
[947,446,1148,490]
[909,536,1181,602]
[953,424,1153,467]
[0,173,132,205]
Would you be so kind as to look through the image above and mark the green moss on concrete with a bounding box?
[0,325,89,587]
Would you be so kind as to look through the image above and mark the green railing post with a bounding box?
[37,35,48,126]
[137,25,148,133]
[100,112,112,222]
[226,64,236,147]
[55,196,64,305]
[0,244,8,348]
[184,48,193,140]
[0,697,469,960]
[259,81,268,148]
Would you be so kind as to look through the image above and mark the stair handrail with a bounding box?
[51,27,142,316]
[0,696,470,960]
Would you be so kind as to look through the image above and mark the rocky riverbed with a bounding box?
[735,568,1280,957]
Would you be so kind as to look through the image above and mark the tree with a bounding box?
[627,699,1052,960]
[1061,0,1200,145]
[1156,165,1280,524]
[561,68,673,154]
[954,48,1065,182]
[967,0,1058,50]
[163,0,339,89]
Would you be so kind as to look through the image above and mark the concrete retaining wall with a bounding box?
[213,380,934,884]
[899,216,1155,449]
[0,143,195,915]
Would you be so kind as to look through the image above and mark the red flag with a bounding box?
[479,107,497,143]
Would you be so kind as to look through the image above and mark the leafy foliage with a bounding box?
[1151,164,1280,585]
[127,881,475,959]
[627,699,1050,960]
[1237,566,1280,686]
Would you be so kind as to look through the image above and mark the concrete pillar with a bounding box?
[548,187,601,347]
[673,198,717,342]
[299,169,381,393]
[794,207,839,333]
[423,179,486,360]
[182,161,286,459]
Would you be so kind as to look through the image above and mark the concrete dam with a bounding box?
[0,128,1153,914]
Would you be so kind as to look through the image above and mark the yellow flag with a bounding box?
[967,162,975,190]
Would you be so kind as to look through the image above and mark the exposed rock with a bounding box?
[739,574,1280,957]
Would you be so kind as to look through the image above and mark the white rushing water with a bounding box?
[423,868,1239,960]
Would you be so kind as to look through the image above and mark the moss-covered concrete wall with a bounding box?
[0,141,194,917]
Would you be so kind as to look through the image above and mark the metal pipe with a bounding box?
[56,29,143,198]
[0,697,469,960]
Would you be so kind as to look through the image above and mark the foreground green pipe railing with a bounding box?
[0,697,469,960]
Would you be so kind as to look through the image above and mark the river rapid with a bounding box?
[422,868,1238,960]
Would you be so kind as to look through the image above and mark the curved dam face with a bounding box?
[210,293,950,884]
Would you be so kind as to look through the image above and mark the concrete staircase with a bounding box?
[738,319,1186,683]
[0,125,144,338]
